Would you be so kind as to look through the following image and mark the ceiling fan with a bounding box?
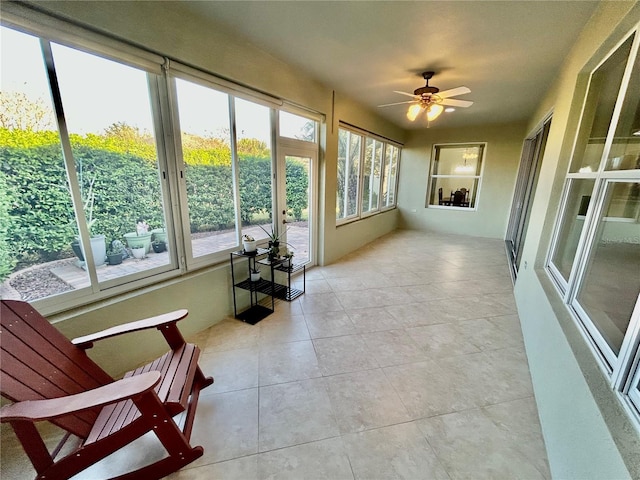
[378,71,473,122]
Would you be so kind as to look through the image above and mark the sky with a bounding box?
[1,25,274,144]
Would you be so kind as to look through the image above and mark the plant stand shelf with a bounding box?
[258,259,306,302]
[230,248,274,324]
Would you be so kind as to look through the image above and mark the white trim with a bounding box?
[168,61,282,109]
[1,4,163,73]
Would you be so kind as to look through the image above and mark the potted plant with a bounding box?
[281,249,294,268]
[70,176,106,267]
[242,234,257,253]
[124,219,152,253]
[250,266,261,282]
[106,242,125,265]
[152,239,166,253]
[259,224,291,260]
[130,242,146,259]
[151,227,168,244]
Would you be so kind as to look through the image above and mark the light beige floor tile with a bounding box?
[298,291,344,314]
[324,369,411,434]
[313,334,379,375]
[205,318,259,353]
[383,358,479,418]
[259,340,321,385]
[168,454,258,479]
[486,314,525,341]
[327,276,368,292]
[385,302,456,327]
[346,306,403,332]
[257,437,353,480]
[417,407,547,479]
[483,397,551,478]
[342,422,450,480]
[470,346,534,405]
[258,314,310,344]
[189,388,259,466]
[299,278,332,294]
[458,317,524,351]
[360,329,429,367]
[305,310,357,338]
[405,284,450,302]
[258,378,339,451]
[199,347,258,394]
[408,322,481,358]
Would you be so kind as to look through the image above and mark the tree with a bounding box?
[0,91,54,131]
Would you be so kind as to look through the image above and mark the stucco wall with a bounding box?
[397,122,526,239]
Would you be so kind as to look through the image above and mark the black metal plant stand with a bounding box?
[230,248,274,324]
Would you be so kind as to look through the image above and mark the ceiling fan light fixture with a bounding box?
[426,104,444,121]
[407,103,422,121]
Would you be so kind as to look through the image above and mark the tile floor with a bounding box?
[0,230,550,479]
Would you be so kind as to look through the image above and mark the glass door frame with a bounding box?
[505,115,551,281]
[275,137,318,267]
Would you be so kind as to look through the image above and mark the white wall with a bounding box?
[514,1,640,478]
[397,122,526,239]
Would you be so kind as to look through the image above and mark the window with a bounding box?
[427,143,485,209]
[336,125,401,223]
[279,111,316,142]
[0,17,319,313]
[547,26,640,422]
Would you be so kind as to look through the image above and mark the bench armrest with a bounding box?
[0,371,161,423]
[72,309,189,350]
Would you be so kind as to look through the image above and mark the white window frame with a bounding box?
[545,22,640,425]
[427,142,486,211]
[336,124,402,226]
[1,6,323,315]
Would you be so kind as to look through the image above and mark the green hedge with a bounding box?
[0,128,309,280]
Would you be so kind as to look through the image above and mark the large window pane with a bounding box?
[382,144,399,207]
[236,98,273,243]
[279,111,315,142]
[575,181,640,355]
[175,79,235,257]
[52,43,171,282]
[606,42,640,171]
[0,27,87,301]
[550,179,596,282]
[337,129,361,220]
[570,36,634,173]
[362,138,382,214]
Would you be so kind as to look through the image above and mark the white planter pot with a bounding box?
[250,272,261,282]
[131,247,146,259]
[243,240,257,253]
[281,258,291,268]
[80,235,106,267]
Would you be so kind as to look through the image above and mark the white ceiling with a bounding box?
[182,1,599,131]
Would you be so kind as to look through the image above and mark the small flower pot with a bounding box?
[281,258,291,268]
[107,253,123,265]
[243,240,257,253]
[131,247,146,259]
[250,272,261,282]
[152,241,166,253]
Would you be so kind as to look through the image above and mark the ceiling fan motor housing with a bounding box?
[414,72,439,97]
[414,85,439,97]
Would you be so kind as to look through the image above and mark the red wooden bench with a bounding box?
[0,300,214,479]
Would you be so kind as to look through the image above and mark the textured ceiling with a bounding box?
[183,1,599,130]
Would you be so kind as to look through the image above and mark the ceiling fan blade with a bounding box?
[438,86,471,99]
[393,90,419,99]
[440,98,474,108]
[378,100,418,107]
